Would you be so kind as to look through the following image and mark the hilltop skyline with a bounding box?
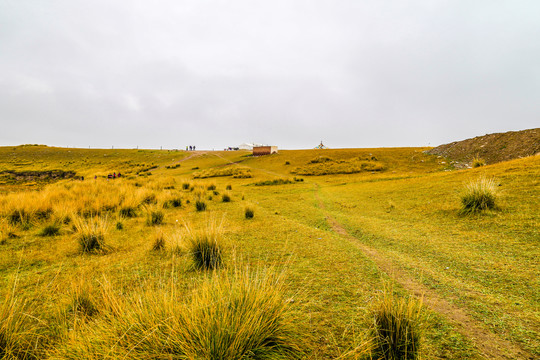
[1,1,539,150]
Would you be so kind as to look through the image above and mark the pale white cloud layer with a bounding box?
[1,0,539,149]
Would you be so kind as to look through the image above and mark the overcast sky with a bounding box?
[1,1,539,150]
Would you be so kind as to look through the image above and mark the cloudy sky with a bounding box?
[1,1,539,150]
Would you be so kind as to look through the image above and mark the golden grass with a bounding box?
[49,267,299,360]
[0,277,40,359]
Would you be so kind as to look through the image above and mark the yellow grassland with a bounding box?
[0,145,538,359]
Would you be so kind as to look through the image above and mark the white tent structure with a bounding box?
[238,143,263,150]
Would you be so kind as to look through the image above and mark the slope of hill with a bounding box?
[426,128,540,168]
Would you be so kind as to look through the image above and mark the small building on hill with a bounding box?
[253,146,278,156]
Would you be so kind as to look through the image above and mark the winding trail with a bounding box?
[314,184,533,360]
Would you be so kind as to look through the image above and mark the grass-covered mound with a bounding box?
[292,156,384,176]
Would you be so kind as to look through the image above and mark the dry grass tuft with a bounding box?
[72,215,109,253]
[460,177,498,215]
[244,204,255,219]
[151,228,166,251]
[51,268,300,359]
[39,222,61,237]
[472,156,486,168]
[184,219,224,270]
[367,288,424,360]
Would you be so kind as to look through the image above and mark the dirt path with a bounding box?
[314,185,533,360]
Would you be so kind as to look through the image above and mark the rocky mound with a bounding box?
[427,128,540,168]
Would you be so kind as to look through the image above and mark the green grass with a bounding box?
[0,145,537,359]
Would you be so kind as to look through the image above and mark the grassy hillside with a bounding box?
[0,145,538,359]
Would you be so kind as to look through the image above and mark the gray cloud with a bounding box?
[1,0,539,149]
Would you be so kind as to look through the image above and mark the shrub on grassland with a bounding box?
[460,177,498,215]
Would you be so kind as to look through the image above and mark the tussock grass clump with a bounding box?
[472,157,486,168]
[119,206,137,218]
[226,184,232,190]
[115,221,123,230]
[206,183,216,191]
[52,268,299,359]
[163,196,182,209]
[39,222,61,237]
[460,177,498,215]
[222,193,231,202]
[140,192,157,205]
[152,229,166,251]
[195,199,207,212]
[175,268,300,359]
[147,209,164,226]
[7,209,31,226]
[184,219,223,270]
[0,220,18,244]
[244,205,255,219]
[69,282,99,318]
[366,289,424,360]
[73,216,109,253]
[182,182,191,190]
